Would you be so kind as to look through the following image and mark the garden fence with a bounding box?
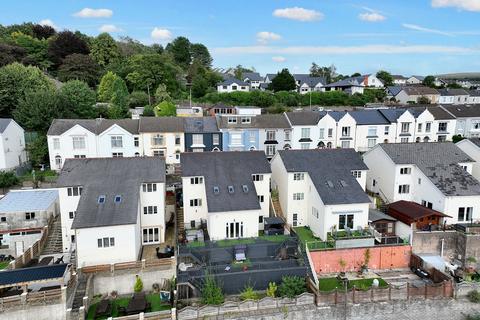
[80,257,175,274]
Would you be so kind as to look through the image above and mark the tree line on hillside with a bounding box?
[0,22,220,166]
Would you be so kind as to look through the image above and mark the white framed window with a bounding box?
[367,139,376,148]
[53,138,60,150]
[421,200,433,209]
[134,137,139,147]
[175,134,181,145]
[328,128,333,138]
[190,177,203,184]
[25,212,35,220]
[367,126,376,136]
[192,134,203,145]
[249,131,256,143]
[384,126,389,135]
[228,117,237,124]
[400,137,409,143]
[284,130,291,141]
[458,207,473,222]
[398,184,410,194]
[400,167,411,175]
[293,173,305,181]
[97,237,115,248]
[143,228,159,243]
[69,211,76,219]
[152,134,164,146]
[338,214,354,230]
[252,174,263,181]
[312,207,319,219]
[212,134,220,145]
[257,195,264,203]
[352,171,362,178]
[319,128,325,139]
[292,213,298,227]
[341,141,350,149]
[143,206,158,214]
[55,155,62,168]
[401,122,410,133]
[293,193,304,200]
[111,136,123,148]
[153,150,165,157]
[266,130,276,141]
[72,136,85,150]
[266,145,276,156]
[190,199,202,207]
[438,122,448,132]
[67,186,83,196]
[142,183,157,192]
[112,152,123,157]
[230,133,242,145]
[301,143,310,149]
[301,128,310,139]
[341,127,350,137]
[242,117,251,124]
[426,122,432,133]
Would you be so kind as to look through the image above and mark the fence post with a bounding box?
[139,312,145,320]
[61,286,67,304]
[171,307,177,320]
[407,283,410,300]
[20,292,27,305]
[335,290,338,304]
[388,286,391,301]
[110,263,114,273]
[79,306,85,320]
[352,286,355,304]
[424,284,427,299]
[142,259,146,270]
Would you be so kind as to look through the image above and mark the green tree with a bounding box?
[165,36,192,69]
[0,62,54,117]
[98,71,128,103]
[10,32,51,69]
[32,24,56,40]
[155,101,176,117]
[154,84,172,103]
[134,276,143,293]
[417,96,431,104]
[0,43,26,66]
[90,32,121,67]
[269,69,296,92]
[27,136,48,167]
[423,75,436,88]
[376,70,394,86]
[57,54,101,87]
[128,91,150,109]
[309,63,336,83]
[278,276,306,298]
[452,134,464,143]
[48,31,90,68]
[240,285,259,301]
[190,43,212,68]
[266,282,278,298]
[57,80,97,118]
[142,105,155,116]
[0,171,19,193]
[13,88,61,132]
[201,274,224,305]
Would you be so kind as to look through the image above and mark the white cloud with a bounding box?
[256,31,281,44]
[272,56,286,62]
[39,19,58,30]
[212,44,477,55]
[99,24,122,33]
[151,27,172,41]
[359,12,386,22]
[74,8,113,18]
[273,7,323,22]
[432,0,480,12]
[402,23,453,36]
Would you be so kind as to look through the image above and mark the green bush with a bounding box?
[468,290,480,303]
[134,275,143,293]
[266,282,277,298]
[278,276,306,298]
[201,274,224,305]
[240,285,259,300]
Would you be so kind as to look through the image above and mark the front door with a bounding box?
[15,241,24,256]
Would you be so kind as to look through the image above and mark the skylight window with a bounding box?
[326,181,334,188]
[242,185,249,193]
[114,195,122,203]
[98,195,106,204]
[228,186,234,194]
[213,186,220,194]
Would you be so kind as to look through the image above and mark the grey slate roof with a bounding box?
[294,74,326,87]
[219,78,249,86]
[242,72,263,82]
[392,75,407,80]
[469,90,480,97]
[0,264,69,287]
[438,88,470,96]
[442,104,480,118]
[468,138,480,148]
[217,114,290,129]
[324,77,364,88]
[0,119,13,133]
[47,119,139,136]
[181,151,271,213]
[378,109,410,123]
[277,149,371,205]
[139,117,185,133]
[184,117,219,133]
[348,110,390,125]
[57,158,165,229]
[369,209,397,222]
[0,190,58,213]
[386,86,404,96]
[401,106,456,120]
[401,86,439,96]
[379,142,480,196]
[285,112,323,126]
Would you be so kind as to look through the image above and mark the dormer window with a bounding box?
[228,117,237,124]
[98,195,106,204]
[241,117,251,124]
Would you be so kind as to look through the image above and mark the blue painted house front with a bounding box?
[184,117,222,152]
[217,115,260,151]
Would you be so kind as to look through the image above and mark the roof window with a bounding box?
[114,195,122,203]
[228,186,235,194]
[98,195,106,204]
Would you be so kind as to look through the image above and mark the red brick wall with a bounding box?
[309,245,412,274]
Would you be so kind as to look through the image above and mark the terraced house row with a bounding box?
[47,104,480,169]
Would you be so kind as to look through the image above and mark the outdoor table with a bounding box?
[95,299,111,317]
[126,295,148,315]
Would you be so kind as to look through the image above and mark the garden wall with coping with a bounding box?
[309,245,411,273]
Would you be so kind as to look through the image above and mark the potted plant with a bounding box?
[338,258,347,278]
[360,249,371,274]
[466,256,477,274]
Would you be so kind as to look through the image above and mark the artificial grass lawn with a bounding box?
[186,241,206,248]
[257,234,290,242]
[216,238,255,247]
[318,277,388,292]
[293,227,318,243]
[86,294,170,319]
[0,261,10,270]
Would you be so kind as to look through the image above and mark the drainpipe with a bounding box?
[440,238,444,257]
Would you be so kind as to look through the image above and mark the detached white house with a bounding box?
[364,142,480,225]
[56,157,166,267]
[217,78,250,93]
[0,119,27,171]
[181,151,271,240]
[271,149,371,240]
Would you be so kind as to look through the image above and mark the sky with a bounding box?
[2,0,480,76]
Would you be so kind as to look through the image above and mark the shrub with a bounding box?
[468,290,480,303]
[201,274,224,305]
[240,285,258,300]
[266,282,277,298]
[278,276,306,298]
[134,275,143,292]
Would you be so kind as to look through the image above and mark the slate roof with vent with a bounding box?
[184,117,219,133]
[47,119,139,135]
[181,151,271,213]
[379,142,480,196]
[139,117,185,132]
[348,110,390,125]
[277,149,370,205]
[442,104,480,118]
[57,157,165,229]
[285,112,323,126]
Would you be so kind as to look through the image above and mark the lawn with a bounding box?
[257,234,290,242]
[216,238,255,247]
[294,227,334,250]
[186,241,205,248]
[231,258,252,270]
[318,277,388,292]
[86,294,170,319]
[0,261,11,270]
